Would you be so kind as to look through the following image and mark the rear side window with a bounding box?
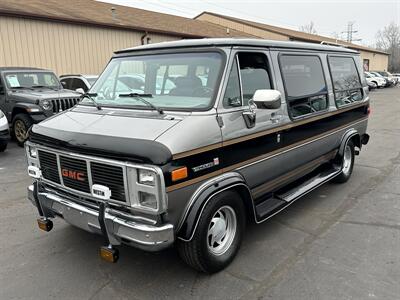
[280,55,328,118]
[328,56,363,108]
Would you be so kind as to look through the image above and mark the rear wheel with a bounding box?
[332,140,355,183]
[12,114,33,147]
[177,190,246,273]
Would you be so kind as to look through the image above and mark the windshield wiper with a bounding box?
[32,85,46,88]
[119,93,163,114]
[82,92,102,110]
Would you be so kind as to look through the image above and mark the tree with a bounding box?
[376,22,400,72]
[299,22,317,35]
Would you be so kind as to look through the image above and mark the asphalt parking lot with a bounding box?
[1,87,400,300]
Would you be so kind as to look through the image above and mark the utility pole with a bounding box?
[342,21,362,43]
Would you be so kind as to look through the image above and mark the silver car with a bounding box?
[0,109,9,152]
[25,39,370,273]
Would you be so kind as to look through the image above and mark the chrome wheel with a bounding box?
[342,145,352,176]
[207,205,237,256]
[14,120,27,143]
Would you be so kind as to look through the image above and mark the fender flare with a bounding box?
[176,172,253,242]
[338,129,360,157]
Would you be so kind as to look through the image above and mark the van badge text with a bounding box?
[192,158,220,172]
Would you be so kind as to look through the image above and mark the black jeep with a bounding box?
[0,67,81,146]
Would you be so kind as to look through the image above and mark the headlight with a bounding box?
[127,166,166,214]
[28,146,37,158]
[0,110,4,119]
[138,169,156,186]
[40,100,53,110]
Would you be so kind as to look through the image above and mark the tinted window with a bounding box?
[280,55,328,118]
[60,78,72,89]
[72,78,88,91]
[223,52,271,108]
[329,56,362,108]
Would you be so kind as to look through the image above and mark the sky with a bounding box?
[99,0,400,47]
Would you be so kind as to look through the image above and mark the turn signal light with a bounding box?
[37,218,53,232]
[100,246,119,263]
[171,167,188,182]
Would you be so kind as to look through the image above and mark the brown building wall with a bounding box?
[359,51,389,71]
[0,16,179,75]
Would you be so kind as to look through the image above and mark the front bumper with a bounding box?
[28,184,174,251]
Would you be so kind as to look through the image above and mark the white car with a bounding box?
[364,72,386,88]
[0,109,9,152]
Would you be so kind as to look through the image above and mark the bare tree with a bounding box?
[376,22,400,71]
[299,22,317,35]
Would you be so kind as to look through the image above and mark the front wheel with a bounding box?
[332,140,355,183]
[177,190,246,273]
[12,114,33,147]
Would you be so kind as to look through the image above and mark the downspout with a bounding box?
[141,32,148,45]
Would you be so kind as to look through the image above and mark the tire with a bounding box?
[0,143,7,152]
[332,140,355,183]
[177,190,246,273]
[12,113,33,147]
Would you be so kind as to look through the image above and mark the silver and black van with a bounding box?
[25,39,370,273]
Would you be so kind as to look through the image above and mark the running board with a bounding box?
[276,166,341,203]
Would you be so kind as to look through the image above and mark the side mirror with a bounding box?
[75,88,85,94]
[253,89,282,109]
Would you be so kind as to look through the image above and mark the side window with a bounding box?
[72,78,88,91]
[223,52,272,108]
[328,56,363,108]
[61,78,72,89]
[280,55,328,118]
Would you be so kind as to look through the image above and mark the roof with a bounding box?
[0,67,48,72]
[0,0,254,39]
[195,11,388,55]
[116,38,358,54]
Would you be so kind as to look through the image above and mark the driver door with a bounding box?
[217,50,287,191]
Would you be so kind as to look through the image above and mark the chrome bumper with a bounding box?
[27,185,174,251]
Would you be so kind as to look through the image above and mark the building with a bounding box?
[195,11,389,71]
[0,0,252,75]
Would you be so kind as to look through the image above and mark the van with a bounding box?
[25,39,370,273]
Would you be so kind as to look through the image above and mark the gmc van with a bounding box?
[25,39,369,273]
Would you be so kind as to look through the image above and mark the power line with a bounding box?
[342,21,362,43]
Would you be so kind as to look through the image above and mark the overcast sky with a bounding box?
[99,0,400,46]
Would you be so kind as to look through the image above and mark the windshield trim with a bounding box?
[85,48,227,112]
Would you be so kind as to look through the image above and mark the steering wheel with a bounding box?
[193,86,213,97]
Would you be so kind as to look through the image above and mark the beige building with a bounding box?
[0,0,251,75]
[195,12,389,71]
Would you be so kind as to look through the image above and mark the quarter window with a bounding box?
[329,56,363,108]
[280,55,328,118]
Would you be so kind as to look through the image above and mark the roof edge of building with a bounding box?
[195,11,389,55]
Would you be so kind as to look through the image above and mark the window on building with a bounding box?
[223,52,272,108]
[329,56,363,108]
[280,55,328,118]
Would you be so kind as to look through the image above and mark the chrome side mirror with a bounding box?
[253,89,282,109]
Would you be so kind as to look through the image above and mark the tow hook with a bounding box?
[98,202,119,263]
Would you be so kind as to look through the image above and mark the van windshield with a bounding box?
[87,52,223,111]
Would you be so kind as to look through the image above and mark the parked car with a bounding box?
[364,72,385,89]
[0,109,9,152]
[0,67,82,146]
[25,39,370,273]
[373,71,397,86]
[369,71,393,87]
[60,74,98,93]
[367,81,377,90]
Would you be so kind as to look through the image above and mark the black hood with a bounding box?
[29,109,178,165]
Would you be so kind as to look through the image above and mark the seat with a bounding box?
[169,76,202,97]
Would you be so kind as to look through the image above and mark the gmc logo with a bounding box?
[61,169,85,182]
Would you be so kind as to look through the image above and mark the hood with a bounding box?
[29,107,184,164]
[9,89,80,101]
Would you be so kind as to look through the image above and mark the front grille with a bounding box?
[37,149,126,203]
[91,162,125,202]
[59,156,90,193]
[51,97,81,113]
[38,150,60,184]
